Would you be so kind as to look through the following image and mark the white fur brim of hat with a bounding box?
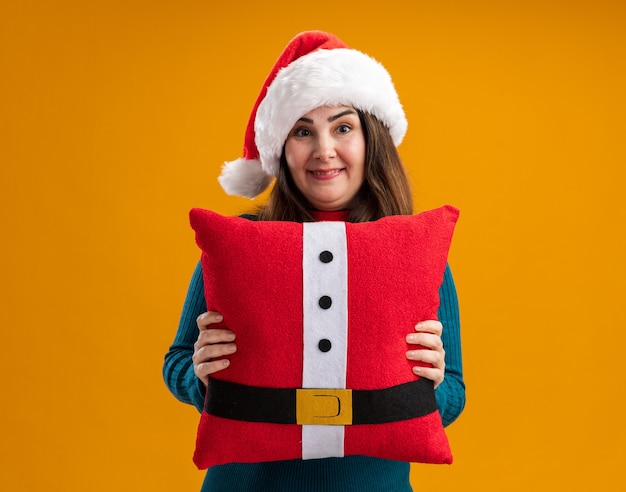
[219,48,407,198]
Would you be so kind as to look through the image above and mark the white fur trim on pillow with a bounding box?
[255,48,407,179]
[218,157,274,198]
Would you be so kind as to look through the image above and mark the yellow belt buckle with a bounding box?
[296,388,353,425]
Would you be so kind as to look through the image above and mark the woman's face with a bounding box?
[284,105,366,211]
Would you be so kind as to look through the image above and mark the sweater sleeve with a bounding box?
[162,260,207,412]
[434,264,466,427]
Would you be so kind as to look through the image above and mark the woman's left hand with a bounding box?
[406,320,445,389]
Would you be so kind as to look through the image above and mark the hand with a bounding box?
[406,320,445,389]
[192,311,236,387]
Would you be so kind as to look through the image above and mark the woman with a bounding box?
[163,30,465,491]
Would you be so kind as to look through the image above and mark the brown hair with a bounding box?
[255,110,413,223]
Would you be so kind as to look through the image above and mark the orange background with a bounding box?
[1,1,624,490]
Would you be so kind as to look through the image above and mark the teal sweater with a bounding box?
[163,260,465,492]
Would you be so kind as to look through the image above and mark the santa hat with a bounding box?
[218,30,407,199]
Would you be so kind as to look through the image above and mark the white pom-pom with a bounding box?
[218,158,274,199]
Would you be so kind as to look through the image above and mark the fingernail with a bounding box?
[222,359,230,367]
[413,366,422,375]
[216,314,224,321]
[406,334,417,343]
[226,332,235,341]
[227,344,236,353]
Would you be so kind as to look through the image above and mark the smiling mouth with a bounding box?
[309,169,343,177]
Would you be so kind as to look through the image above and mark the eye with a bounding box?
[292,127,311,137]
[336,124,351,134]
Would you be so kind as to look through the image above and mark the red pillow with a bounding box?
[189,205,459,469]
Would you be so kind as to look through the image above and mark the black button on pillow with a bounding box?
[319,250,333,263]
[318,339,332,352]
[318,296,332,309]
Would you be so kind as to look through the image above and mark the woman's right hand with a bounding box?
[192,311,236,387]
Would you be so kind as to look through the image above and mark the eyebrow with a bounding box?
[297,109,357,124]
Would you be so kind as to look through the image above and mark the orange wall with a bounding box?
[1,1,624,490]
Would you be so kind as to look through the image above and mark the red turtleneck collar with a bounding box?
[311,210,350,222]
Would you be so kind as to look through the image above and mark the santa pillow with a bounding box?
[189,205,459,469]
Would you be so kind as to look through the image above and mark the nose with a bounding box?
[313,134,337,162]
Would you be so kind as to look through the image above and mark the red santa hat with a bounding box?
[218,30,408,199]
